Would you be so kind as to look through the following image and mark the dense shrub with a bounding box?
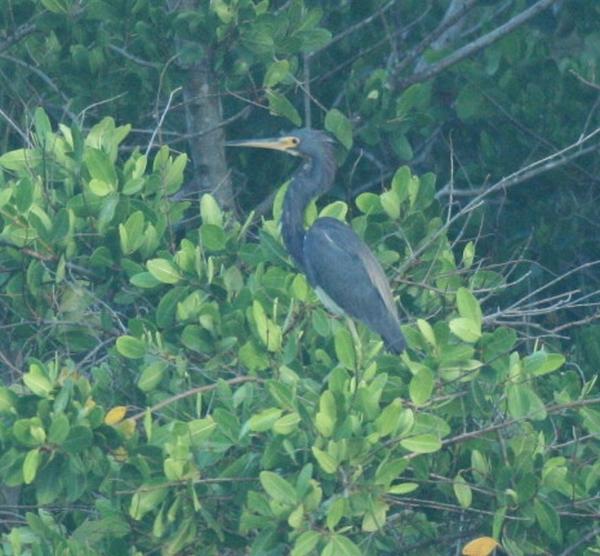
[0,113,598,555]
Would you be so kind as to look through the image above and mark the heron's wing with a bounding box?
[303,217,400,336]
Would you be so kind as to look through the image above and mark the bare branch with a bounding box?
[145,86,182,157]
[395,0,558,89]
[570,69,600,92]
[436,141,600,198]
[0,22,37,54]
[303,53,312,128]
[312,0,401,55]
[403,126,600,276]
[0,107,31,146]
[401,0,478,75]
[108,44,161,69]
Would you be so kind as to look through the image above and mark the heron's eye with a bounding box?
[290,137,300,146]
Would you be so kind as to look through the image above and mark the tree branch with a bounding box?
[0,22,37,54]
[394,0,558,89]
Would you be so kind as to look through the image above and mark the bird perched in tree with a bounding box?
[227,129,405,353]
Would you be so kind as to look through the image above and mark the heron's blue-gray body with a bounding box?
[279,129,405,354]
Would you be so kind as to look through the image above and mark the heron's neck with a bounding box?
[281,155,335,271]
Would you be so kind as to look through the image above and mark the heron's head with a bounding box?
[226,128,335,161]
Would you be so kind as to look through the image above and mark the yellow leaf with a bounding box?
[462,536,500,556]
[105,405,128,425]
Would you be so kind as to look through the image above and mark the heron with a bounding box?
[227,128,405,354]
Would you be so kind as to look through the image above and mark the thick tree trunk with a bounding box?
[169,1,234,210]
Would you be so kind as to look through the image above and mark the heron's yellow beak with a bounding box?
[226,136,299,154]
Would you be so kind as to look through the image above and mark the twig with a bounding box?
[108,44,161,69]
[406,126,600,271]
[78,92,128,126]
[303,53,312,128]
[312,0,401,55]
[0,54,70,104]
[0,22,37,53]
[558,528,600,556]
[0,107,31,146]
[130,375,259,421]
[570,69,600,92]
[145,87,182,157]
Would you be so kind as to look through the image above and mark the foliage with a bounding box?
[1,0,600,554]
[0,113,599,555]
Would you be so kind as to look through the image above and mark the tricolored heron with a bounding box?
[227,129,405,354]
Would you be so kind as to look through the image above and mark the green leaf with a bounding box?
[456,84,484,120]
[449,317,481,342]
[323,534,361,556]
[15,178,34,212]
[130,272,161,288]
[462,241,475,268]
[312,446,337,474]
[88,178,114,197]
[164,153,187,193]
[0,148,42,171]
[147,258,182,284]
[201,223,227,251]
[259,471,298,504]
[534,497,561,542]
[266,90,301,126]
[523,351,565,376]
[388,482,419,494]
[252,300,281,352]
[375,458,409,487]
[400,434,442,454]
[299,28,332,52]
[84,147,117,185]
[456,288,483,327]
[119,212,144,255]
[41,0,70,13]
[62,425,93,453]
[396,83,429,118]
[453,474,472,508]
[380,190,400,219]
[200,193,223,227]
[334,327,355,370]
[23,448,41,484]
[319,201,348,220]
[507,383,547,420]
[409,368,434,406]
[0,387,17,412]
[326,498,347,530]
[248,407,283,432]
[315,390,337,437]
[292,531,321,556]
[355,192,382,214]
[374,399,403,437]
[130,483,168,520]
[138,361,167,392]
[391,134,413,160]
[324,109,352,150]
[48,413,70,445]
[264,60,290,87]
[362,499,388,532]
[188,417,216,445]
[416,319,436,348]
[116,335,146,359]
[391,166,412,202]
[23,362,53,397]
[273,412,301,435]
